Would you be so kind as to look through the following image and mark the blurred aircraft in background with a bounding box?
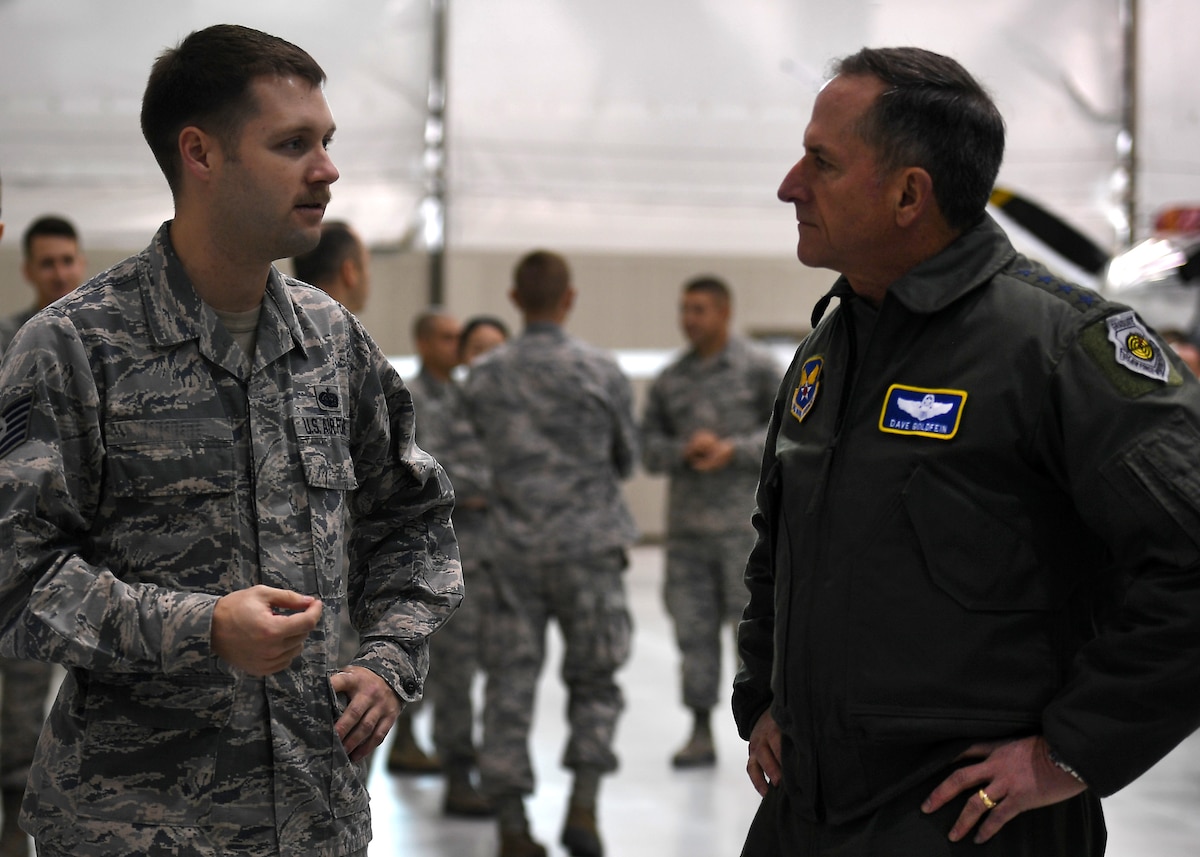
[990,187,1200,360]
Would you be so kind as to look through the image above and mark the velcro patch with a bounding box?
[879,385,966,440]
[0,394,34,458]
[1106,311,1171,383]
[789,356,823,425]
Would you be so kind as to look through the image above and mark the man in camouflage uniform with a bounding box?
[0,25,461,857]
[403,309,494,815]
[1,213,88,857]
[640,275,781,769]
[464,250,637,857]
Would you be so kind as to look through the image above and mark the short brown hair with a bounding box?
[141,24,326,197]
[512,250,570,314]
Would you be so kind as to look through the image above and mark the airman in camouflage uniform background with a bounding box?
[464,250,638,857]
[640,276,782,770]
[0,213,88,857]
[403,308,495,816]
[0,25,462,857]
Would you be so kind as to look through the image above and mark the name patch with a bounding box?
[789,356,823,425]
[879,385,966,440]
[1106,311,1171,383]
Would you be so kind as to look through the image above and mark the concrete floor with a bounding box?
[365,545,1200,857]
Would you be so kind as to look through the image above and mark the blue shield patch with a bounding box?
[879,385,966,440]
[790,356,823,425]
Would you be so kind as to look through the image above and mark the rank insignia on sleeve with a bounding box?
[790,356,823,425]
[1106,311,1171,383]
[0,394,33,458]
[879,385,966,440]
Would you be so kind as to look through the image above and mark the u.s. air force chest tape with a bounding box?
[879,385,967,440]
[790,356,823,425]
[296,384,350,438]
[1080,310,1182,397]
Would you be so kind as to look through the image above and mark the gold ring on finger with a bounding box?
[978,789,997,810]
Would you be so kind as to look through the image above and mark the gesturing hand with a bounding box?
[922,735,1087,844]
[211,585,323,676]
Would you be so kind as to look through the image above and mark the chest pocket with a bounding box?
[107,418,235,497]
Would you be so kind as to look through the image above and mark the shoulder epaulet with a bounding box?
[1006,265,1105,314]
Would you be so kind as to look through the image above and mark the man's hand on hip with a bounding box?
[330,666,403,761]
[922,735,1087,844]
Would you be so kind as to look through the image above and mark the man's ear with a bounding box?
[895,167,935,228]
[179,126,218,183]
[340,257,360,289]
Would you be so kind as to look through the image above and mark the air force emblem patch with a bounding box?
[880,385,966,440]
[790,356,823,425]
[1106,311,1171,383]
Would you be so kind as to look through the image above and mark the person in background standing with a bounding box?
[640,275,780,768]
[464,251,637,857]
[0,213,87,857]
[399,308,494,816]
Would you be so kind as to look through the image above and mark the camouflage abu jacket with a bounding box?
[640,335,782,538]
[0,223,463,856]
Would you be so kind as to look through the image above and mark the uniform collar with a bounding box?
[886,214,1017,314]
[140,222,306,373]
[523,320,566,339]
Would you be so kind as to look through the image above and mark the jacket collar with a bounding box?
[811,214,1018,326]
[139,222,306,375]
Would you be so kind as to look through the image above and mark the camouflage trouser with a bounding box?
[664,531,755,711]
[0,657,53,790]
[479,550,632,798]
[425,561,492,765]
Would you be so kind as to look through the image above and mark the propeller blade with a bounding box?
[990,187,1110,275]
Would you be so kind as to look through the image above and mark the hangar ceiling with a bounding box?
[1,0,1197,261]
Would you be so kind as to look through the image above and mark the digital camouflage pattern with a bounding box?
[640,335,782,537]
[0,223,463,856]
[462,322,637,797]
[641,335,781,710]
[0,306,56,796]
[405,367,492,765]
[478,551,630,796]
[463,322,638,561]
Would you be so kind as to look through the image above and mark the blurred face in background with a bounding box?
[24,234,87,309]
[418,314,462,377]
[460,322,507,365]
[680,289,730,357]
